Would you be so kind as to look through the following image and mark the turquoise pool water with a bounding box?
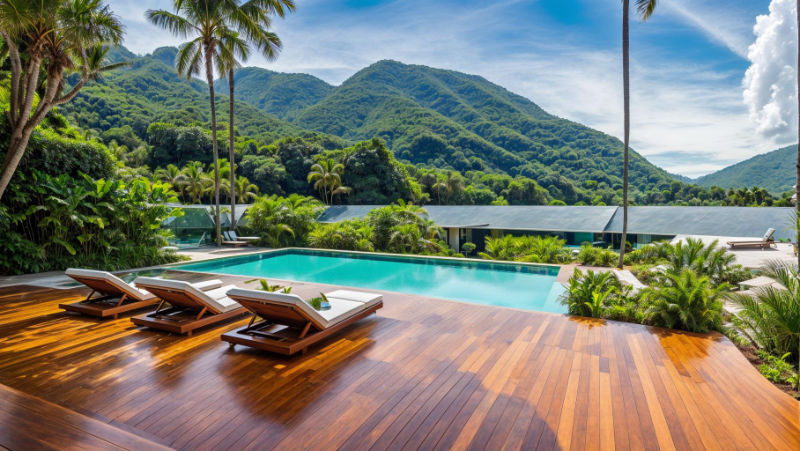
[173,249,567,313]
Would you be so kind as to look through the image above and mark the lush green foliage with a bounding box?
[306,202,453,255]
[0,171,180,274]
[576,244,619,267]
[562,270,623,317]
[728,261,800,369]
[244,194,324,247]
[626,238,750,286]
[756,351,799,389]
[56,48,784,207]
[642,269,726,333]
[479,235,571,264]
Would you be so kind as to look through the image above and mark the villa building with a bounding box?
[317,205,796,252]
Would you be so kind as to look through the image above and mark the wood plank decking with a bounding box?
[0,277,798,450]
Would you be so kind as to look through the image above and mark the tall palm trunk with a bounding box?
[796,0,800,269]
[229,68,237,230]
[205,48,222,246]
[618,0,631,269]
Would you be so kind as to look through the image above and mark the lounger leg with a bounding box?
[82,290,96,303]
[150,300,166,317]
[114,294,128,307]
[299,321,312,339]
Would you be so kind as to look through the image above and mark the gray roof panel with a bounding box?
[318,205,618,233]
[604,206,796,240]
[318,205,797,240]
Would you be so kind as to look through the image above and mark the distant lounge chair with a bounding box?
[228,230,259,243]
[221,289,383,355]
[221,231,249,247]
[131,277,246,336]
[727,228,776,249]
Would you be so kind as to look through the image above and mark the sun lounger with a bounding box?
[131,277,246,336]
[221,289,383,355]
[221,231,249,247]
[228,230,259,243]
[59,269,221,319]
[727,228,776,249]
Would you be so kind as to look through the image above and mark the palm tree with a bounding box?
[0,0,124,200]
[307,159,350,205]
[147,0,258,245]
[181,161,212,204]
[234,175,260,202]
[796,0,800,267]
[618,0,658,269]
[155,164,186,201]
[220,0,290,231]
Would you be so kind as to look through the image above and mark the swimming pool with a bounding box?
[172,249,567,313]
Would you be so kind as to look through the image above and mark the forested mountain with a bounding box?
[214,67,334,121]
[232,60,678,196]
[51,46,783,207]
[62,47,320,145]
[694,144,798,194]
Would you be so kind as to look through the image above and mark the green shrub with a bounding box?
[642,269,725,333]
[0,171,180,274]
[576,244,618,267]
[244,194,323,247]
[561,269,623,317]
[461,242,476,256]
[728,261,800,368]
[307,219,374,252]
[480,234,571,264]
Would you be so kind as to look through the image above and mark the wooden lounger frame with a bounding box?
[60,290,159,319]
[131,302,245,336]
[131,285,246,336]
[727,240,775,249]
[221,298,383,355]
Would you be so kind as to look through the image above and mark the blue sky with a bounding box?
[109,0,787,178]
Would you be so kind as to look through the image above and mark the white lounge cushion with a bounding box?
[226,288,381,329]
[66,268,155,302]
[324,290,382,307]
[134,277,241,314]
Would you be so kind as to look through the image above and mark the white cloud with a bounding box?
[743,0,798,143]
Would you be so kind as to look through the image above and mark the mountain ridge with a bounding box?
[694,144,798,193]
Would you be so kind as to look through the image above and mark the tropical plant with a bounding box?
[576,244,620,267]
[155,164,185,200]
[479,235,570,264]
[728,260,800,370]
[0,170,181,274]
[561,269,623,317]
[307,158,351,205]
[147,0,265,245]
[642,269,725,333]
[307,219,374,252]
[181,161,213,203]
[0,0,125,200]
[618,0,659,268]
[245,194,322,247]
[233,175,260,202]
[365,201,441,252]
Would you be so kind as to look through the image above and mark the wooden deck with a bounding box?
[0,275,798,450]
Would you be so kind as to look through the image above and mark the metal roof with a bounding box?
[318,205,619,233]
[318,205,797,240]
[604,206,796,240]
